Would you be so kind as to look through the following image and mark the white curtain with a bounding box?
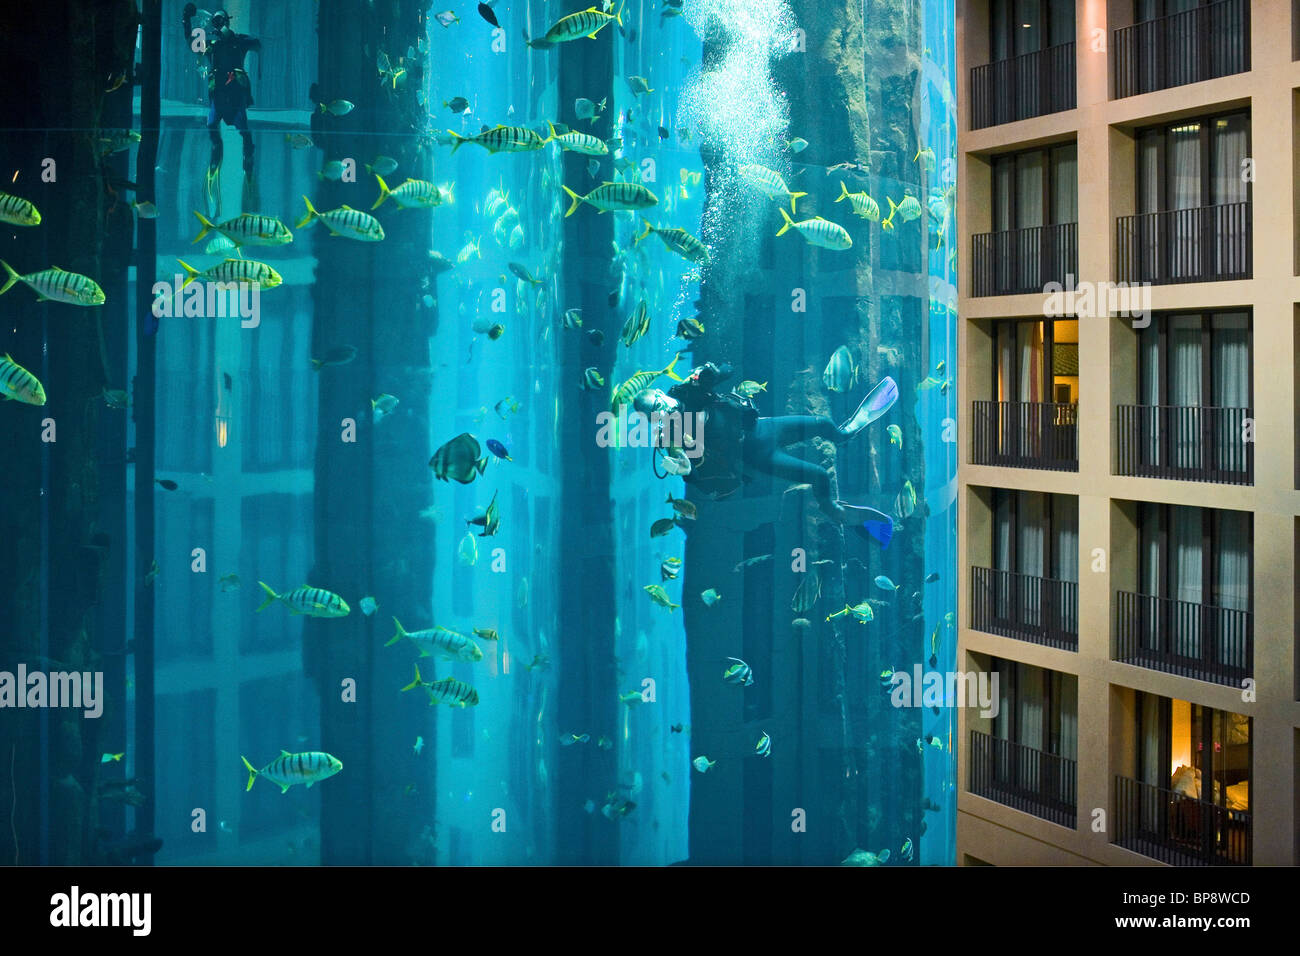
[993,157,1013,232]
[1018,492,1046,628]
[1051,144,1078,224]
[1139,325,1161,467]
[994,492,1012,619]
[1017,322,1043,459]
[1170,316,1202,470]
[1212,313,1250,475]
[1169,123,1202,279]
[1213,114,1249,275]
[1140,502,1163,652]
[1214,510,1251,669]
[1171,505,1203,659]
[1017,152,1045,291]
[1017,663,1044,790]
[1139,693,1164,830]
[1053,495,1078,635]
[993,660,1012,787]
[1137,131,1161,276]
[1059,676,1078,761]
[994,660,1011,739]
[1058,675,1078,801]
[997,322,1014,404]
[1017,321,1042,402]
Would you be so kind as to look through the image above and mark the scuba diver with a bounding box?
[635,362,899,547]
[182,5,261,212]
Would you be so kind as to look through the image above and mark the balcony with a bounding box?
[969,730,1077,828]
[972,223,1078,297]
[1115,202,1251,285]
[1114,775,1251,865]
[1114,0,1250,100]
[972,401,1078,471]
[1115,404,1253,485]
[971,566,1078,651]
[971,43,1076,130]
[1114,591,1252,687]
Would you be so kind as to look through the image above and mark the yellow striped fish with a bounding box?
[0,192,40,227]
[0,261,104,305]
[835,182,879,221]
[176,257,282,290]
[371,175,447,210]
[544,121,609,156]
[400,663,480,707]
[562,181,658,217]
[609,354,685,413]
[296,196,386,241]
[739,164,807,215]
[191,211,293,247]
[532,2,623,44]
[620,298,650,347]
[241,751,342,793]
[635,218,710,264]
[385,617,483,663]
[776,210,853,250]
[0,353,46,406]
[447,125,545,154]
[891,194,923,223]
[255,581,351,618]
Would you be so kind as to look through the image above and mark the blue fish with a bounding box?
[486,439,511,461]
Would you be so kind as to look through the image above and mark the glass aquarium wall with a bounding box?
[0,0,955,867]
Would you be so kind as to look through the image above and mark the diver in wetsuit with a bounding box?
[635,362,899,546]
[183,5,261,194]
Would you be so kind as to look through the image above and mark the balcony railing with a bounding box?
[1115,590,1252,687]
[1114,775,1251,865]
[972,223,1078,297]
[1114,0,1250,99]
[972,401,1078,471]
[1115,202,1251,285]
[1116,404,1253,485]
[970,730,1077,829]
[971,43,1076,130]
[971,566,1078,650]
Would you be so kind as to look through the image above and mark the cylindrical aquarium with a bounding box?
[0,0,955,868]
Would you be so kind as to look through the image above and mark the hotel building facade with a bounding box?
[956,0,1297,865]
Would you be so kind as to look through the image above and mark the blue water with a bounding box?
[8,0,957,866]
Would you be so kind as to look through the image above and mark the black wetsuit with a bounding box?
[669,363,847,507]
[184,8,260,173]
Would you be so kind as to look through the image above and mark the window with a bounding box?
[1136,311,1251,475]
[976,145,1078,295]
[991,144,1078,232]
[970,658,1077,824]
[973,0,1076,128]
[1120,691,1251,863]
[992,660,1077,761]
[976,490,1078,644]
[994,318,1079,404]
[1140,504,1251,612]
[1136,692,1251,814]
[1122,0,1250,95]
[993,490,1079,585]
[1124,113,1251,282]
[989,0,1075,61]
